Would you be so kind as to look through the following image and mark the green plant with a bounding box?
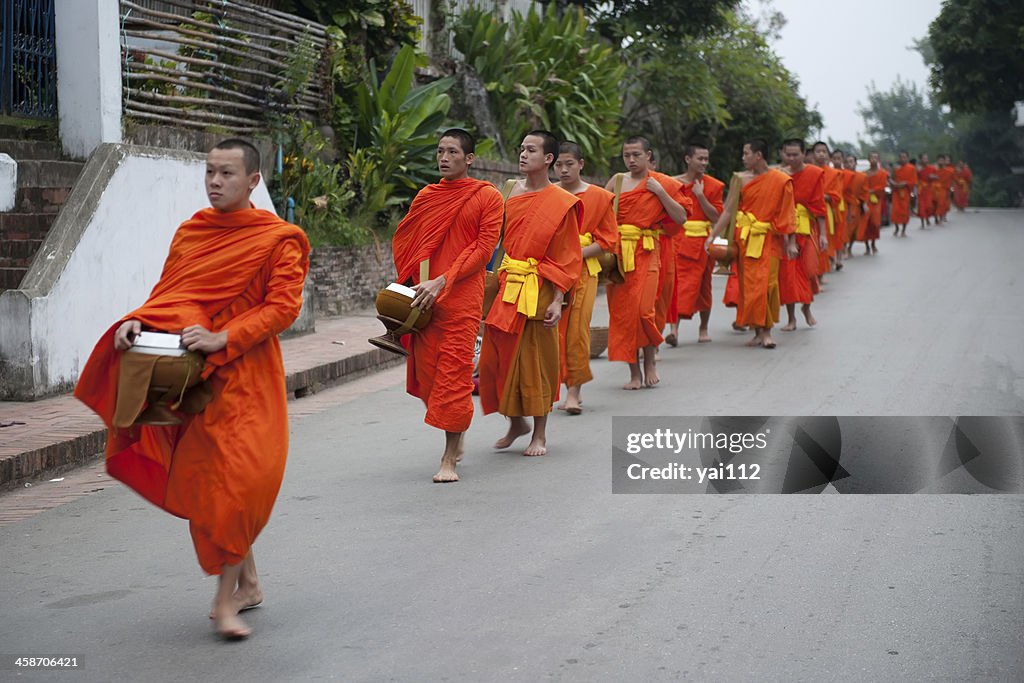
[453,5,624,173]
[346,44,453,219]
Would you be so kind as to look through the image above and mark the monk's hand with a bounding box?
[704,235,714,253]
[411,275,446,311]
[544,291,564,327]
[114,320,142,351]
[786,239,799,260]
[819,235,829,252]
[645,176,666,197]
[692,179,705,197]
[181,325,227,353]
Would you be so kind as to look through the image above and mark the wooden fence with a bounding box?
[118,0,330,134]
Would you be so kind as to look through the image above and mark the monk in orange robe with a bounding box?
[668,142,724,345]
[953,160,972,211]
[860,152,887,253]
[553,141,616,415]
[708,138,796,349]
[935,154,955,222]
[392,129,503,483]
[778,138,825,331]
[812,141,844,273]
[890,150,917,236]
[832,149,854,253]
[604,136,691,389]
[843,154,870,254]
[74,140,310,640]
[479,131,582,457]
[917,152,938,227]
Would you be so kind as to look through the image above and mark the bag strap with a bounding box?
[612,173,624,216]
[490,178,518,271]
[723,172,744,245]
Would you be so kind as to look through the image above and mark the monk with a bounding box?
[392,129,503,482]
[668,142,724,344]
[890,150,917,236]
[778,138,825,331]
[862,152,888,253]
[832,149,854,256]
[478,130,582,456]
[843,154,870,255]
[918,152,938,228]
[953,160,972,211]
[604,136,690,388]
[74,139,310,640]
[554,140,617,415]
[812,141,844,272]
[707,138,796,349]
[935,154,955,222]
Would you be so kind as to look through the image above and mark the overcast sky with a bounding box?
[760,0,945,145]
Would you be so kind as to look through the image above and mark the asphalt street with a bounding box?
[1,209,1022,682]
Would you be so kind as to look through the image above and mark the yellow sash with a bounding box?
[839,198,846,214]
[579,233,601,277]
[795,204,812,236]
[736,211,772,259]
[869,192,879,204]
[498,254,539,317]
[617,224,659,272]
[683,220,712,237]
[826,205,835,235]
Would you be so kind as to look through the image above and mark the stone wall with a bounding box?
[311,241,397,317]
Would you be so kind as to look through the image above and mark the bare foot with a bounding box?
[664,333,678,347]
[494,420,530,449]
[762,337,777,349]
[624,365,643,390]
[564,396,582,415]
[801,304,816,327]
[432,461,459,483]
[745,334,763,347]
[698,329,711,343]
[732,322,748,332]
[643,356,659,387]
[213,610,252,640]
[209,588,263,619]
[781,321,797,331]
[523,436,547,456]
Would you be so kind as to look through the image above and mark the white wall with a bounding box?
[12,152,274,396]
[55,0,122,158]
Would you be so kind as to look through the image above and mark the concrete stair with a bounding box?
[0,129,83,294]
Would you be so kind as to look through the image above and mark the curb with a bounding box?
[0,347,402,492]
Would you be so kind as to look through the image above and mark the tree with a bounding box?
[550,0,741,42]
[857,77,956,159]
[927,0,1024,113]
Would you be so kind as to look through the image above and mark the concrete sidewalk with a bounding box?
[0,312,402,490]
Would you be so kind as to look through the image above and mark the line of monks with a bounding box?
[393,129,973,483]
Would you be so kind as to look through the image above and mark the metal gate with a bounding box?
[0,0,57,118]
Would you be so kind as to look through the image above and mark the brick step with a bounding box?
[0,120,56,141]
[0,266,27,290]
[0,237,43,261]
[0,212,57,239]
[0,139,62,160]
[15,160,83,189]
[12,187,72,214]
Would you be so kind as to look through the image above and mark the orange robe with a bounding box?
[779,164,824,306]
[820,165,844,258]
[478,185,582,416]
[918,164,938,218]
[839,169,856,243]
[847,171,869,242]
[74,208,310,575]
[891,163,917,224]
[936,166,955,217]
[953,166,972,209]
[864,168,888,240]
[734,170,795,328]
[670,174,724,320]
[558,184,617,386]
[606,171,689,362]
[393,177,503,433]
[655,181,695,331]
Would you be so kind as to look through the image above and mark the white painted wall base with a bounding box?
[0,154,15,211]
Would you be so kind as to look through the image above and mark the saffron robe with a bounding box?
[559,184,617,386]
[953,166,972,209]
[75,207,310,575]
[936,165,955,216]
[891,163,917,225]
[779,165,825,306]
[864,168,889,240]
[918,164,938,218]
[393,177,503,433]
[847,171,869,242]
[821,165,845,256]
[479,184,582,416]
[734,170,795,329]
[670,174,724,320]
[606,171,689,362]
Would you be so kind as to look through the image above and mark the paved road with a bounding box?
[2,210,1022,682]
